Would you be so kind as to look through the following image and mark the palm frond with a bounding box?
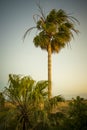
[68,15,80,25]
[36,2,46,21]
[23,26,36,41]
[33,14,45,24]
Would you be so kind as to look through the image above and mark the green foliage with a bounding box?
[24,8,79,53]
[45,95,64,112]
[34,8,79,53]
[0,92,5,109]
[1,74,49,130]
[33,121,50,130]
[1,79,87,130]
[61,96,87,130]
[48,112,65,127]
[68,96,87,130]
[0,74,66,130]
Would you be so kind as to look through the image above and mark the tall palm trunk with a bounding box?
[48,43,52,99]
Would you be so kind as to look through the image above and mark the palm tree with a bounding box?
[23,6,79,99]
[3,74,34,130]
[1,74,65,129]
[3,74,48,130]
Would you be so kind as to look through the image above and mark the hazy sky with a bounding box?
[0,0,87,99]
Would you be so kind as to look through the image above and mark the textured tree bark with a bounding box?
[48,43,52,99]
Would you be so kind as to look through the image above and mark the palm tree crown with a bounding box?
[33,9,79,53]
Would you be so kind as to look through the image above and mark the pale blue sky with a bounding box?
[0,0,87,99]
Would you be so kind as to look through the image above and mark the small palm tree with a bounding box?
[1,74,65,129]
[3,74,48,130]
[24,6,79,99]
